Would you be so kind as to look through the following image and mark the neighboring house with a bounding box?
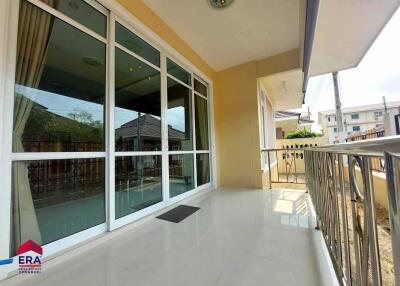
[345,124,385,142]
[319,101,400,143]
[275,110,314,139]
[115,114,185,151]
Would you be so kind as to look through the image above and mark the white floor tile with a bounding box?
[3,188,322,286]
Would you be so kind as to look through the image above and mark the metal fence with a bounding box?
[262,148,306,189]
[304,147,399,286]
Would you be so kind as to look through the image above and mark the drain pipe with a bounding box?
[302,0,320,103]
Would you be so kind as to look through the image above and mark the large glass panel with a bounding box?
[115,48,161,151]
[167,79,193,151]
[169,154,194,198]
[167,58,191,85]
[11,158,105,255]
[116,22,160,67]
[197,154,210,186]
[195,96,209,150]
[13,2,106,152]
[194,78,207,97]
[39,0,107,37]
[115,156,162,218]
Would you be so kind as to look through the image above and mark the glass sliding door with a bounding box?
[10,0,107,255]
[115,156,162,218]
[11,159,105,255]
[169,154,194,197]
[114,21,163,220]
[194,78,211,187]
[114,48,161,152]
[6,0,213,259]
[167,78,193,151]
[167,59,195,198]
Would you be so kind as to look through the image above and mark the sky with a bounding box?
[299,6,400,131]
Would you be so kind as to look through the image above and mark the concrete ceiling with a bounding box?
[309,0,400,76]
[142,0,301,71]
[261,69,303,111]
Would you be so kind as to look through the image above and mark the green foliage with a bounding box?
[285,129,322,139]
[21,95,104,147]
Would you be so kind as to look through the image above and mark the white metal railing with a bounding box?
[304,138,400,286]
[262,136,400,285]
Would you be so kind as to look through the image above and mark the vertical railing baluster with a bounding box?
[385,152,400,286]
[338,154,352,285]
[331,153,343,277]
[349,155,363,286]
[362,157,382,286]
[267,150,272,190]
[276,150,279,183]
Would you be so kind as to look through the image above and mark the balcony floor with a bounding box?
[4,188,323,286]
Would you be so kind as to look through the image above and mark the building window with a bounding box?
[11,158,106,255]
[352,126,361,131]
[194,79,211,187]
[195,95,209,150]
[333,127,337,132]
[115,156,162,218]
[13,2,106,153]
[351,113,359,120]
[10,0,108,255]
[167,79,193,151]
[114,47,161,151]
[328,116,331,122]
[7,0,212,257]
[374,111,383,118]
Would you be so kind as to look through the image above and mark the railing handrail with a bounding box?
[303,148,384,158]
[261,148,305,152]
[324,135,399,147]
[304,146,400,285]
[308,135,400,152]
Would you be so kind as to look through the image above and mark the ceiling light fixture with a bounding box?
[82,56,102,67]
[208,0,234,9]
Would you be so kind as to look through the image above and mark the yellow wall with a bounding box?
[214,61,263,188]
[275,119,300,135]
[116,0,215,80]
[277,137,329,149]
[214,51,303,189]
[275,137,328,174]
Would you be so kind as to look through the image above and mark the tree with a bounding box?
[285,129,322,139]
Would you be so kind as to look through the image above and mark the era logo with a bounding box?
[18,255,42,265]
[17,240,43,274]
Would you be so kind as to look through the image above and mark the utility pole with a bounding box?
[383,96,392,136]
[332,72,346,142]
[383,96,387,113]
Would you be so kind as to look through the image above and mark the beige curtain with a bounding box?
[196,97,209,183]
[196,97,208,150]
[12,0,53,250]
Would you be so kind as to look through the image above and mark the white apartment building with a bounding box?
[319,101,400,143]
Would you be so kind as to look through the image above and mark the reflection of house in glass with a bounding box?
[115,114,185,151]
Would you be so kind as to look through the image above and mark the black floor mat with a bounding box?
[157,205,200,223]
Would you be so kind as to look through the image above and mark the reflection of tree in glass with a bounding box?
[18,95,104,152]
[67,109,102,128]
